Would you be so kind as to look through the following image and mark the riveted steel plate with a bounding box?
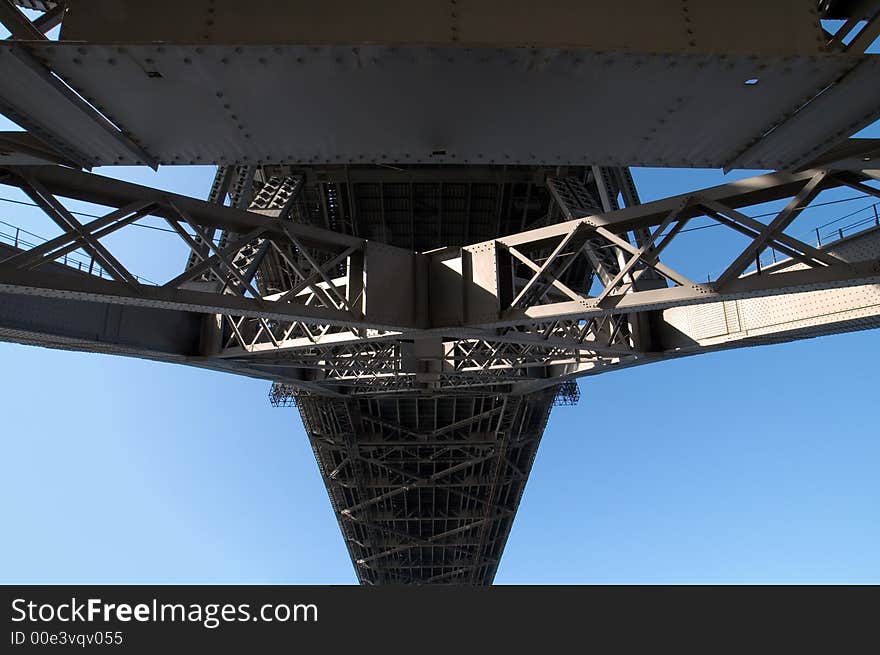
[61,0,827,56]
[4,43,872,169]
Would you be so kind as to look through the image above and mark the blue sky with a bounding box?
[0,19,878,584]
[1,155,877,584]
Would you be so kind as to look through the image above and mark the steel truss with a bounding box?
[295,390,555,584]
[2,164,879,588]
[1,163,879,397]
[490,170,880,326]
[2,0,880,587]
[0,164,382,329]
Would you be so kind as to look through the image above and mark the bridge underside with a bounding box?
[295,390,557,584]
[252,164,568,583]
[1,0,879,584]
[1,1,879,170]
[1,161,879,583]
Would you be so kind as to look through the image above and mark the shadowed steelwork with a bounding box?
[1,0,879,584]
[295,391,555,584]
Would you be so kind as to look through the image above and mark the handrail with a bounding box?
[0,218,159,285]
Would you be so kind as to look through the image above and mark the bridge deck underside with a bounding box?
[284,167,565,583]
[1,0,879,589]
[1,42,876,170]
[296,390,556,585]
[267,164,586,243]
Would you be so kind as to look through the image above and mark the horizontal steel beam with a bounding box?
[2,164,878,395]
[0,165,364,248]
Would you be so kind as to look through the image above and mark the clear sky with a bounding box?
[0,21,878,585]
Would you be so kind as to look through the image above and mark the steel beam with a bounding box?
[2,164,878,393]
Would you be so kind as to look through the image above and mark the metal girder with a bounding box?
[516,226,880,394]
[0,165,427,339]
[823,0,880,52]
[0,165,364,246]
[59,0,826,54]
[293,391,555,584]
[444,168,880,332]
[0,0,46,40]
[2,163,879,396]
[2,0,879,590]
[0,47,155,169]
[0,0,876,170]
[3,1,62,36]
[0,160,878,587]
[3,41,871,170]
[0,132,77,166]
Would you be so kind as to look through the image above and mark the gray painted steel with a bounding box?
[1,42,873,169]
[1,0,879,584]
[0,1,877,168]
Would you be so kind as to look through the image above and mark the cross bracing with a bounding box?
[0,0,879,584]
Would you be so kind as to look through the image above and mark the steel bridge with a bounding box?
[0,1,878,584]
